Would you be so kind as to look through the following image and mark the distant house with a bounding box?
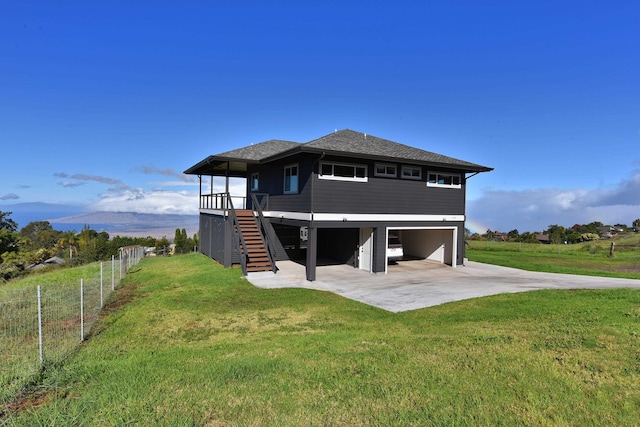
[597,226,614,239]
[28,256,65,270]
[184,129,492,281]
[536,234,550,244]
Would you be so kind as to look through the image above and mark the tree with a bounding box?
[0,211,18,231]
[174,228,194,254]
[507,229,520,240]
[633,219,640,231]
[545,224,567,244]
[58,230,79,259]
[19,221,59,250]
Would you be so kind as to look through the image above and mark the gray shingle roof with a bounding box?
[301,129,490,171]
[215,139,300,161]
[184,129,492,174]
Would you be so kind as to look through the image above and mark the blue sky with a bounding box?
[1,1,639,233]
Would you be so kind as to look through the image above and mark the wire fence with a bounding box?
[0,246,144,402]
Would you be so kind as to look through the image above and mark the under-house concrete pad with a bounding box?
[246,260,640,313]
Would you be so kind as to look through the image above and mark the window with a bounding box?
[284,164,298,194]
[319,162,368,182]
[250,172,259,191]
[401,165,422,180]
[374,163,397,178]
[427,172,462,188]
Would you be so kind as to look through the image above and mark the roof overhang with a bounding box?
[183,156,256,177]
[296,146,494,174]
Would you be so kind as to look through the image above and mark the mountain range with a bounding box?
[0,203,198,238]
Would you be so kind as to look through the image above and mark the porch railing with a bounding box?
[200,193,247,210]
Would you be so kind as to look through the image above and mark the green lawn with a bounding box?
[3,253,640,425]
[467,238,640,279]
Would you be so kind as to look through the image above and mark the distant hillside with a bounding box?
[0,203,199,238]
[49,211,199,238]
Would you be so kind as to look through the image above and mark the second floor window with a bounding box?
[427,172,462,188]
[319,162,368,182]
[284,164,298,194]
[374,163,397,178]
[401,165,422,180]
[250,172,259,191]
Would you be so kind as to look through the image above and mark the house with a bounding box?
[536,234,550,244]
[184,129,492,281]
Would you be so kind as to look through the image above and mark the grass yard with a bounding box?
[3,253,640,425]
[467,237,640,280]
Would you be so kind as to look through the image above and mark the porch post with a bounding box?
[306,226,317,281]
[225,162,230,200]
[198,175,202,209]
[223,161,231,266]
[372,227,387,273]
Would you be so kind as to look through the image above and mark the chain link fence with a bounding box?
[0,246,144,402]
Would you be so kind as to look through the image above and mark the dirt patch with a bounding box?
[1,389,53,418]
[101,284,147,315]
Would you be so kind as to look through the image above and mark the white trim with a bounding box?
[200,209,228,217]
[261,211,464,222]
[250,172,259,191]
[284,163,299,194]
[319,161,368,182]
[427,172,462,189]
[263,211,312,221]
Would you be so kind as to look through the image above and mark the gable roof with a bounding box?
[184,129,492,175]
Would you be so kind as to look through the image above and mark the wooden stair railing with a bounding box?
[235,210,273,273]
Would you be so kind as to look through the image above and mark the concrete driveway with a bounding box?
[246,260,640,312]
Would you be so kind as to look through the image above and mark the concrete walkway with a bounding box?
[246,260,640,313]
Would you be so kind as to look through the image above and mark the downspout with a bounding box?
[461,170,480,266]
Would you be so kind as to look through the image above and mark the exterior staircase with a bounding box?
[235,209,273,273]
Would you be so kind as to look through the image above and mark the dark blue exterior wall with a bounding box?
[248,154,466,215]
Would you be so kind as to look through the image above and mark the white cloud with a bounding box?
[133,165,196,183]
[468,171,640,232]
[88,180,247,215]
[90,190,200,214]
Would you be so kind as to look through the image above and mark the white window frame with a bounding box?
[427,172,462,189]
[374,162,397,178]
[401,165,422,180]
[284,164,299,194]
[250,172,259,191]
[319,161,368,182]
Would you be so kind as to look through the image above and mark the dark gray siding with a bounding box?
[248,153,316,212]
[250,154,465,215]
[199,213,225,264]
[311,157,466,214]
[199,212,241,266]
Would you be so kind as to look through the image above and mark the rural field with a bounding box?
[466,234,640,280]
[2,246,640,425]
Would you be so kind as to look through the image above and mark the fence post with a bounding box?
[100,261,104,307]
[112,255,115,290]
[37,285,43,365]
[80,279,84,341]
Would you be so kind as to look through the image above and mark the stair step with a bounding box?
[233,208,273,273]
